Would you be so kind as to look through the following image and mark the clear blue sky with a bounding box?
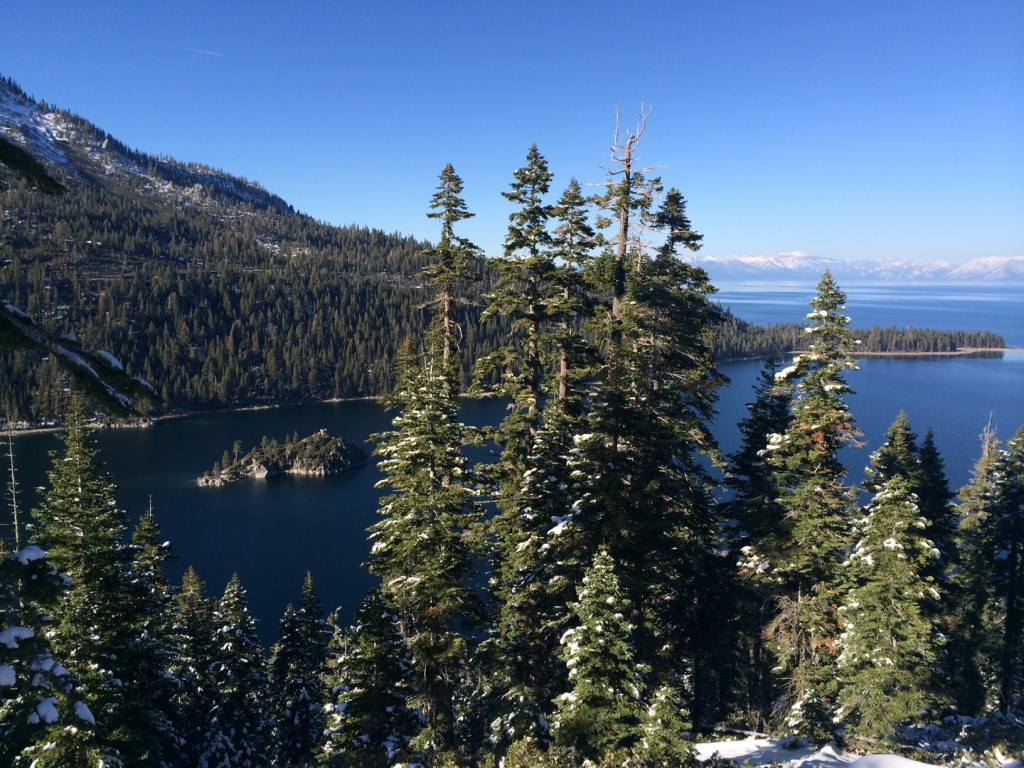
[3,1,1022,263]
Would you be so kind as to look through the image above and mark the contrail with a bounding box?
[182,47,224,57]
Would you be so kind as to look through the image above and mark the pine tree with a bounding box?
[863,411,919,494]
[1,545,106,766]
[485,399,586,747]
[28,396,171,762]
[863,414,956,644]
[200,573,271,768]
[269,572,329,767]
[169,566,217,767]
[992,425,1024,712]
[420,162,482,374]
[482,156,598,750]
[367,165,483,754]
[836,475,944,741]
[950,424,1004,714]
[121,510,183,765]
[727,359,793,728]
[572,162,725,706]
[634,683,697,768]
[477,144,556,461]
[548,177,599,403]
[322,587,418,767]
[553,549,642,761]
[761,272,861,738]
[917,428,956,572]
[956,424,1024,713]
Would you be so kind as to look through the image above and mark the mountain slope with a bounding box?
[1,75,497,424]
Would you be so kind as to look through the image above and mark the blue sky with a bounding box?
[3,1,1022,263]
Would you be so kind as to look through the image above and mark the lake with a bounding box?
[4,282,1023,644]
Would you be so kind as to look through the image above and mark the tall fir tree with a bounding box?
[169,566,218,768]
[548,177,600,403]
[728,358,793,729]
[269,572,329,767]
[836,475,944,740]
[956,424,1024,713]
[759,272,860,738]
[862,414,956,639]
[572,156,725,710]
[28,396,172,763]
[992,425,1024,712]
[477,144,556,460]
[199,573,272,768]
[553,548,642,761]
[950,424,1004,714]
[322,587,419,767]
[484,399,587,748]
[123,510,184,765]
[481,156,599,749]
[367,165,484,754]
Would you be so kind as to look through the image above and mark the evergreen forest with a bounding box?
[2,104,1023,767]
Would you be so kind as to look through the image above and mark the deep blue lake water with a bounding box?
[4,282,1022,644]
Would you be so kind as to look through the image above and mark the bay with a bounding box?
[4,283,1022,644]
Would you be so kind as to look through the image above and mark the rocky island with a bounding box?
[197,428,366,487]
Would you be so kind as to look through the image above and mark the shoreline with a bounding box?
[5,349,1019,436]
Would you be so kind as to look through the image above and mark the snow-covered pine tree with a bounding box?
[992,425,1024,713]
[268,572,329,767]
[485,399,587,748]
[836,475,944,741]
[634,683,697,768]
[862,411,920,494]
[949,424,1004,714]
[862,413,957,668]
[482,157,600,750]
[727,358,793,729]
[199,573,272,768]
[573,159,725,708]
[761,271,861,739]
[955,424,1024,713]
[553,548,643,761]
[1,544,106,766]
[367,164,484,755]
[169,566,217,767]
[28,396,172,763]
[322,587,418,767]
[123,509,183,765]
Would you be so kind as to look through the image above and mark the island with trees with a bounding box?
[197,428,366,486]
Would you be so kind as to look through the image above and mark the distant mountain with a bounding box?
[690,253,1024,284]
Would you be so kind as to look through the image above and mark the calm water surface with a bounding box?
[5,283,1022,643]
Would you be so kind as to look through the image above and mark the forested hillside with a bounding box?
[1,77,506,422]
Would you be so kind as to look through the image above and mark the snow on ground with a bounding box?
[696,737,853,768]
[694,737,969,768]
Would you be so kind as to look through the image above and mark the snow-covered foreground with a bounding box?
[694,737,1022,768]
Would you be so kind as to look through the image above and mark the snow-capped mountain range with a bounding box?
[689,252,1024,284]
